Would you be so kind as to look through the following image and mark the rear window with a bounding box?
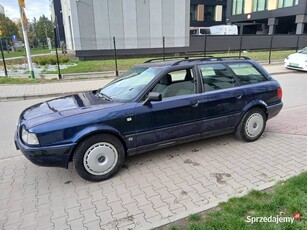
[227,63,267,85]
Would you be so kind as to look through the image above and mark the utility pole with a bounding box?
[18,0,35,79]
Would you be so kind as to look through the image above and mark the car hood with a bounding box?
[20,91,123,127]
[288,53,307,61]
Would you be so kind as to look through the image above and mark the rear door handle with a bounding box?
[191,100,200,107]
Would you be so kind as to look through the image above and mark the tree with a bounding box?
[0,14,19,40]
[35,15,54,48]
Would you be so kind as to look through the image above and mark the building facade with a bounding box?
[61,0,190,56]
[190,0,227,27]
[226,0,307,34]
[50,0,66,46]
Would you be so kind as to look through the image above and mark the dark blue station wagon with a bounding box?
[15,57,283,181]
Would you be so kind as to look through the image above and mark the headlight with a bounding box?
[21,127,39,145]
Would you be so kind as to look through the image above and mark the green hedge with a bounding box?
[33,55,70,65]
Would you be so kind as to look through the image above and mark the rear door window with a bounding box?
[199,63,237,92]
[227,63,267,85]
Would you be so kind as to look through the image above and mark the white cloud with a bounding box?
[0,0,51,21]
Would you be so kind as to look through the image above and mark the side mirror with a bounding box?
[143,92,162,105]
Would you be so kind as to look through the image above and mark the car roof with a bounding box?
[136,56,254,69]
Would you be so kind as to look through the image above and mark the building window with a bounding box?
[232,0,244,15]
[215,5,223,22]
[191,4,198,21]
[278,0,297,8]
[253,0,266,12]
[205,5,215,21]
[190,4,205,22]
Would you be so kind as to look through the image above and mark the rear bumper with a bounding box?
[15,131,75,168]
[267,102,283,120]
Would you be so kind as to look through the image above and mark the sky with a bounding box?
[0,0,50,21]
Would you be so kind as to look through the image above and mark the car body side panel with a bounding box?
[199,88,244,132]
[132,94,203,147]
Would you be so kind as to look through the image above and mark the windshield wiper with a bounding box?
[95,92,113,101]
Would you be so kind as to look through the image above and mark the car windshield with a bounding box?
[98,67,161,102]
[299,47,307,54]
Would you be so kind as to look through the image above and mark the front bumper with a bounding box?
[15,131,76,168]
[284,61,307,71]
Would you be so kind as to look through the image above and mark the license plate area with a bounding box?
[289,63,299,67]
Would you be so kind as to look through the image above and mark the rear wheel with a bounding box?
[73,134,125,182]
[235,108,266,142]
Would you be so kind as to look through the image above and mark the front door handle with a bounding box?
[234,93,242,99]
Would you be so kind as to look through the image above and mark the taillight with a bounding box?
[277,87,282,99]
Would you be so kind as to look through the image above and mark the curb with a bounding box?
[0,91,85,102]
[143,170,305,230]
[140,180,279,230]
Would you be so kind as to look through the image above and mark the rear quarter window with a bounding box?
[227,63,267,85]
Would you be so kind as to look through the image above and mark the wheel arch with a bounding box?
[240,100,269,121]
[68,127,127,164]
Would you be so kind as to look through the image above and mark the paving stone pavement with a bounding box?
[266,105,307,136]
[1,127,307,229]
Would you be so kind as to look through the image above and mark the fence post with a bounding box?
[203,35,207,57]
[53,27,62,80]
[0,38,8,77]
[113,37,119,77]
[162,36,165,61]
[296,35,301,52]
[239,35,243,58]
[268,35,273,64]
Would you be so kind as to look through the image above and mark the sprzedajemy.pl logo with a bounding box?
[246,215,296,224]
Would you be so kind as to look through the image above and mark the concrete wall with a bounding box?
[61,0,190,51]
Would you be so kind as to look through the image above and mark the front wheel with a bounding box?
[73,134,125,182]
[235,108,266,142]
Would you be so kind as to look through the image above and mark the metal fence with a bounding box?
[76,34,307,61]
[189,35,307,54]
[74,34,307,75]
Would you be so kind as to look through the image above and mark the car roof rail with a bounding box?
[144,55,214,63]
[171,56,250,66]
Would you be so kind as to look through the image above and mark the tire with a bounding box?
[235,108,266,142]
[73,134,125,182]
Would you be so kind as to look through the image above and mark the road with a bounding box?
[0,72,307,229]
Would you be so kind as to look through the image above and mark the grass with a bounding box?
[2,48,54,59]
[43,50,294,74]
[188,214,202,222]
[0,49,295,83]
[165,172,307,230]
[44,57,150,74]
[213,49,294,61]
